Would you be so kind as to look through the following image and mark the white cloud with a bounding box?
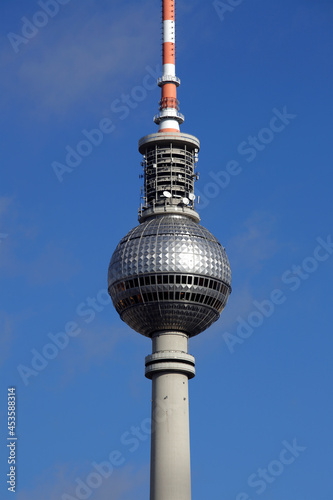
[55,322,130,387]
[0,196,14,269]
[17,463,149,500]
[0,235,80,285]
[177,0,203,14]
[0,311,13,366]
[0,196,12,222]
[193,211,280,350]
[193,284,256,352]
[68,323,123,367]
[227,210,278,273]
[0,198,79,285]
[1,1,160,117]
[218,285,256,332]
[25,240,81,285]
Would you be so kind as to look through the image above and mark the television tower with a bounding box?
[108,1,232,499]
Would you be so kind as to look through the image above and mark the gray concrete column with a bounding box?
[145,331,195,500]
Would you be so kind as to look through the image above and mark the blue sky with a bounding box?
[0,0,332,499]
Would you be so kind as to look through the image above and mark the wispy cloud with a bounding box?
[177,0,203,14]
[51,322,132,388]
[1,2,159,118]
[193,284,256,351]
[0,311,13,366]
[17,463,149,500]
[63,323,123,372]
[25,239,80,285]
[0,197,79,285]
[1,235,80,285]
[227,210,279,273]
[0,196,12,221]
[218,285,256,332]
[194,211,280,347]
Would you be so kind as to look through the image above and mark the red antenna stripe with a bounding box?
[163,42,175,65]
[162,83,177,99]
[163,0,175,21]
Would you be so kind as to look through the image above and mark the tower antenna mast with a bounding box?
[154,0,183,133]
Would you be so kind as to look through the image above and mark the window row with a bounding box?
[116,290,225,312]
[113,274,229,293]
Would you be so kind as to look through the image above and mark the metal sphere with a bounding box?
[108,215,231,337]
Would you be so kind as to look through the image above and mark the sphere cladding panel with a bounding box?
[121,302,222,337]
[109,216,231,283]
[108,215,231,337]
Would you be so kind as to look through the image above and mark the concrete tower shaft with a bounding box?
[146,332,194,500]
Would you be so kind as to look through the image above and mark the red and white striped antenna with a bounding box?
[154,0,184,133]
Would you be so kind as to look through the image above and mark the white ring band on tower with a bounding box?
[163,20,175,45]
